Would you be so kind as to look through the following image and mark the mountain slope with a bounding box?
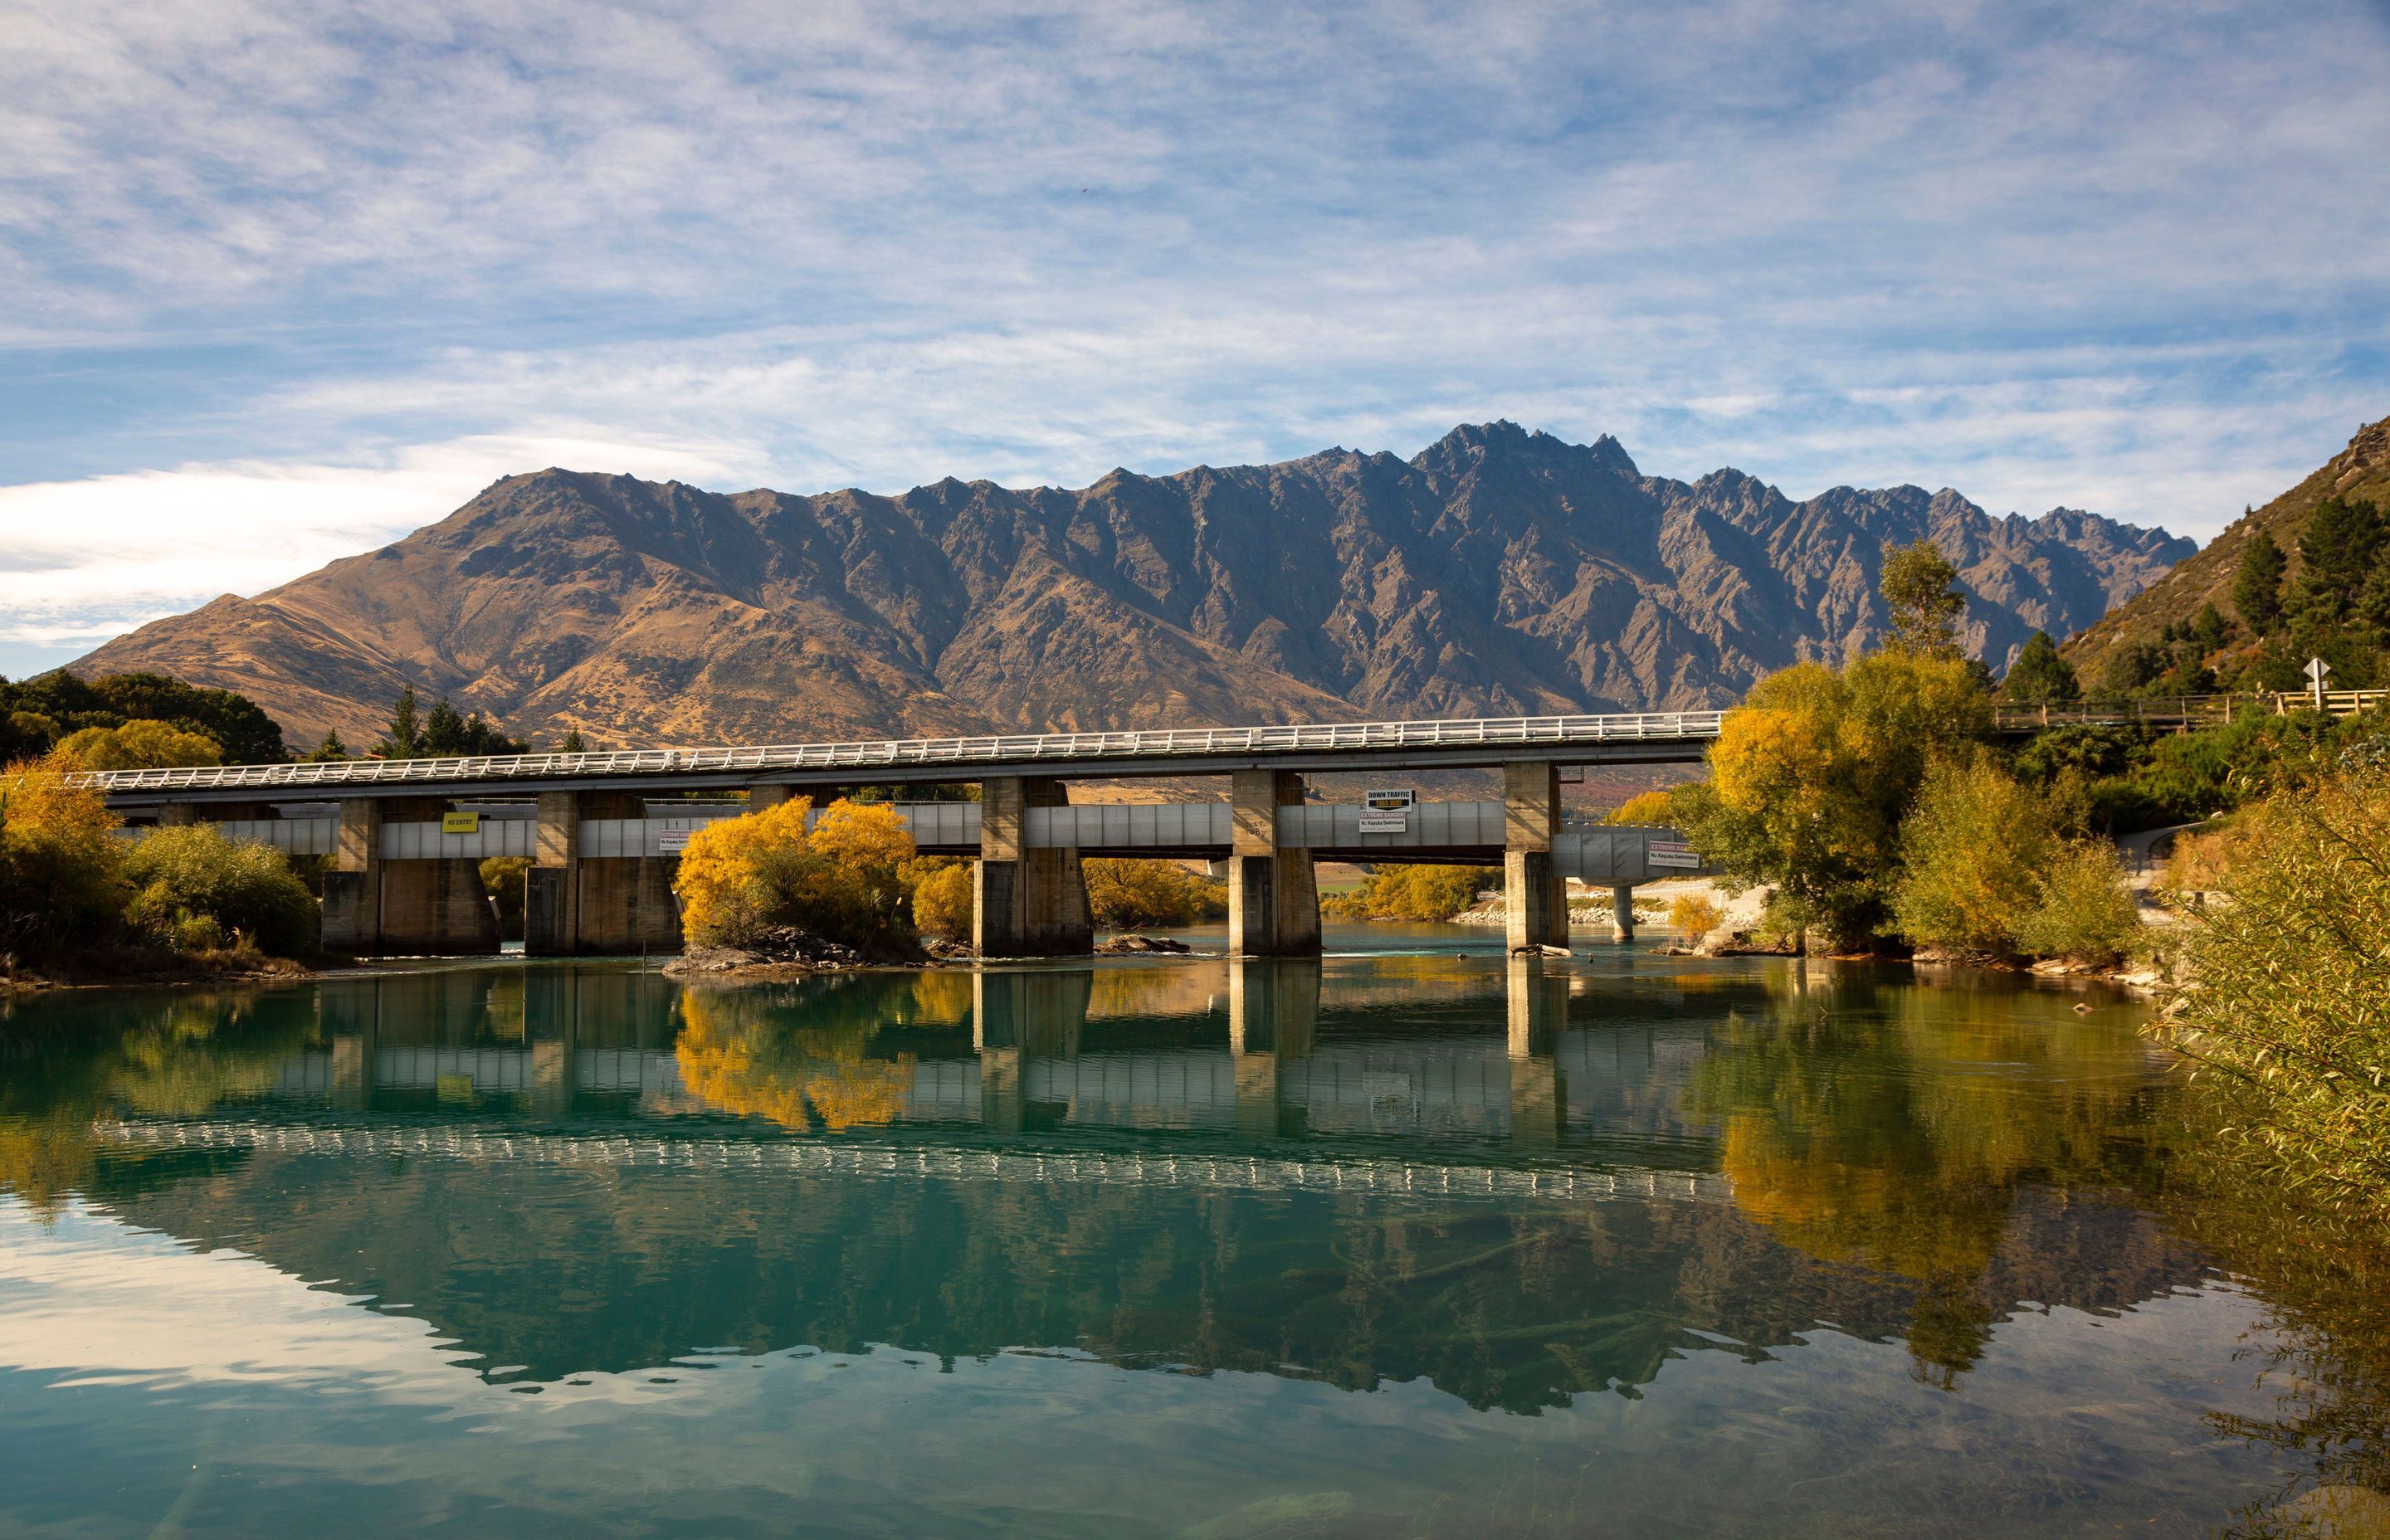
[2061,415,2390,680]
[72,424,2192,748]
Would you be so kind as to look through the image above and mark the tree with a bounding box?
[672,796,920,950]
[2188,602,2230,656]
[1999,631,2080,705]
[0,670,288,763]
[1606,789,1680,825]
[1880,539,1967,661]
[2289,496,2385,626]
[559,729,587,753]
[54,719,223,771]
[300,730,349,763]
[2100,639,2169,698]
[1887,754,2055,958]
[1672,652,1990,951]
[1084,859,1228,928]
[380,685,422,758]
[909,861,973,940]
[2234,529,2288,635]
[0,751,125,961]
[419,696,528,756]
[1324,864,1494,921]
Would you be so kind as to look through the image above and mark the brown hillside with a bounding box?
[71,424,2192,749]
[2061,414,2390,680]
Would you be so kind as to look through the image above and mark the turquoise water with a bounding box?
[0,932,2350,1536]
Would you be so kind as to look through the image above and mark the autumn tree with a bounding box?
[672,796,921,950]
[53,719,223,772]
[1083,859,1227,928]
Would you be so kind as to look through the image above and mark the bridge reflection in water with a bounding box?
[14,955,2204,1416]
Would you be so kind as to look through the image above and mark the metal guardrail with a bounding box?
[66,710,1731,795]
[1990,690,2388,731]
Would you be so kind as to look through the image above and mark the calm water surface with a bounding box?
[0,925,2360,1536]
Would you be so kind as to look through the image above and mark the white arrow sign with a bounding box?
[2305,657,2333,683]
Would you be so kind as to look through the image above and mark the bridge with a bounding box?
[80,711,1725,960]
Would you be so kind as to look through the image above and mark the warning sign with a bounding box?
[441,811,480,835]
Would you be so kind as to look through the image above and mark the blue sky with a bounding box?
[3,0,2387,678]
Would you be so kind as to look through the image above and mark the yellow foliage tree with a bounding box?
[55,719,222,771]
[909,860,973,940]
[672,796,921,949]
[1083,858,1227,928]
[1607,789,1679,825]
[1324,863,1493,921]
[1,750,125,960]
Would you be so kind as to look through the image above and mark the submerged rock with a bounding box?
[1095,934,1191,954]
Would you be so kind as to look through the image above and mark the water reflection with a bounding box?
[0,954,2215,1421]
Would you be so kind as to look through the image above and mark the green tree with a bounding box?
[2233,528,2288,635]
[2100,639,2169,698]
[1999,631,2080,705]
[420,696,528,756]
[1880,539,1967,660]
[559,728,588,753]
[380,685,422,758]
[300,729,349,763]
[1887,754,2055,958]
[55,719,223,771]
[1084,859,1229,928]
[2288,496,2385,626]
[0,753,126,962]
[1671,652,1991,951]
[2188,602,2231,655]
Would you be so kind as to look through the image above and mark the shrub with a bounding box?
[909,860,973,940]
[672,797,919,950]
[1326,864,1493,921]
[1667,893,1724,937]
[2164,761,2390,1216]
[1085,858,1227,928]
[0,753,125,960]
[55,719,223,771]
[1888,754,2054,958]
[120,823,318,958]
[2012,841,2143,967]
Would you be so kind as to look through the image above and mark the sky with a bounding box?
[2,0,2387,679]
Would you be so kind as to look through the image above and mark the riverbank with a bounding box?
[2,941,317,994]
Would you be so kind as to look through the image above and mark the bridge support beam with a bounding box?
[525,792,678,956]
[974,777,1092,957]
[1612,885,1636,943]
[321,798,383,954]
[1227,771,1320,958]
[1502,762,1569,952]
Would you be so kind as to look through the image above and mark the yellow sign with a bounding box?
[441,811,480,834]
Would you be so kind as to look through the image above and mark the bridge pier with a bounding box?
[1502,762,1569,952]
[974,777,1092,957]
[321,798,382,953]
[1612,885,1636,943]
[1229,960,1319,1138]
[322,797,498,957]
[526,792,680,956]
[1227,770,1320,957]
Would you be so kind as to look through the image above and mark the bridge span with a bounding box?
[78,711,1722,961]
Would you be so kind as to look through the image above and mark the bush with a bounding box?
[120,823,318,958]
[1084,858,1227,928]
[2012,841,2143,967]
[2165,761,2390,1216]
[1326,864,1493,921]
[1667,893,1724,936]
[1607,789,1679,825]
[673,797,919,950]
[909,860,973,940]
[0,753,125,960]
[1888,754,2054,958]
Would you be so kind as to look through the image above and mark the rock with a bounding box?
[1510,943,1571,958]
[1095,934,1191,954]
[663,927,865,977]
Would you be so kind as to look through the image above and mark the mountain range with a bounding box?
[72,422,2193,748]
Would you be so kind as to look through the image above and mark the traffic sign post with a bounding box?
[2306,656,2332,711]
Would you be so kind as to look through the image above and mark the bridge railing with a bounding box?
[1990,689,2388,731]
[66,709,1732,795]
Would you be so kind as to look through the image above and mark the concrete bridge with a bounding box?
[80,710,1720,959]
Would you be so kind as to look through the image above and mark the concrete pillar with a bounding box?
[320,798,383,953]
[524,791,581,956]
[974,777,1092,957]
[158,802,199,827]
[1227,770,1321,958]
[1229,960,1319,1138]
[971,971,1096,1132]
[1507,957,1568,1148]
[1502,762,1568,952]
[1612,884,1636,944]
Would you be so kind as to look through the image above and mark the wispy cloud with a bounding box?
[1,0,2385,675]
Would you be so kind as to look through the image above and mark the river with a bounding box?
[0,925,2375,1537]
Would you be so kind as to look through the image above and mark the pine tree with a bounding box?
[560,728,588,753]
[2233,529,2287,635]
[2290,496,2385,626]
[301,729,349,763]
[2000,631,2080,704]
[380,685,422,758]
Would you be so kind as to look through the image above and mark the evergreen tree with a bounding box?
[2000,631,2080,704]
[1880,539,1967,660]
[559,728,588,753]
[2188,602,2230,655]
[2289,496,2384,626]
[301,730,349,763]
[2233,529,2287,635]
[379,685,422,758]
